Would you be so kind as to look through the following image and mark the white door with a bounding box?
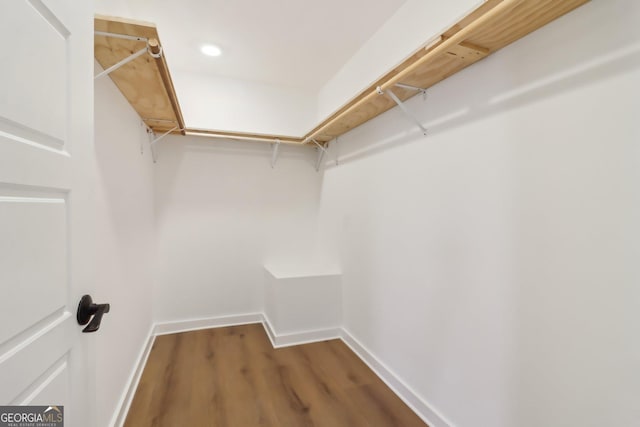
[0,1,95,426]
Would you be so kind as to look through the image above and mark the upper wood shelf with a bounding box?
[305,0,589,144]
[94,0,589,145]
[94,15,185,134]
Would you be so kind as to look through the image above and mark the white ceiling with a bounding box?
[119,0,408,90]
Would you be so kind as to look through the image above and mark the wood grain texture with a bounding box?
[124,324,427,427]
[94,15,185,134]
[305,0,590,144]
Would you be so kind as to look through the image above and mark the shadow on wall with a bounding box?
[322,1,640,170]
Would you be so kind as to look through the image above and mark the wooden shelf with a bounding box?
[304,0,590,144]
[94,15,185,134]
[94,0,589,145]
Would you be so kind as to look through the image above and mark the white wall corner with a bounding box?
[260,312,278,347]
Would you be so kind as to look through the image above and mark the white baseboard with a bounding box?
[261,313,277,346]
[108,325,155,427]
[340,329,453,427]
[112,315,446,427]
[153,313,263,335]
[261,314,341,348]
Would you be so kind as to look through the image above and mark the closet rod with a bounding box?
[184,130,301,145]
[304,0,523,143]
[147,39,186,135]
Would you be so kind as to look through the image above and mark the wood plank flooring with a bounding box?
[124,324,427,426]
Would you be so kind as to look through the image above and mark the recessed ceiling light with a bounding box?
[201,44,222,57]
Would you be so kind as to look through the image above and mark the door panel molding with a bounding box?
[27,0,71,38]
[12,354,68,406]
[0,314,72,403]
[0,116,66,151]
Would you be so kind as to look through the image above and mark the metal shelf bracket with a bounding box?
[311,138,327,171]
[377,85,428,136]
[149,126,178,163]
[271,139,281,168]
[94,31,162,80]
[395,83,428,101]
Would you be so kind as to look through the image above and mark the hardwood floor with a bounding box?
[124,324,427,426]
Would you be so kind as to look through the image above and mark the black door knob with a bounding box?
[77,295,110,333]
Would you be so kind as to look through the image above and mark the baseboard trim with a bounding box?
[340,329,452,427]
[261,314,341,348]
[261,313,278,347]
[113,315,447,427]
[109,325,155,427]
[153,313,263,335]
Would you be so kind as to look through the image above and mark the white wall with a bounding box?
[172,71,317,136]
[317,1,640,426]
[153,136,322,323]
[316,0,481,121]
[94,66,156,426]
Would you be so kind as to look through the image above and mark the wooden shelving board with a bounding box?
[94,0,589,145]
[304,0,590,144]
[94,15,185,134]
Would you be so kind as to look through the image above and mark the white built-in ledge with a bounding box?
[263,264,342,338]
